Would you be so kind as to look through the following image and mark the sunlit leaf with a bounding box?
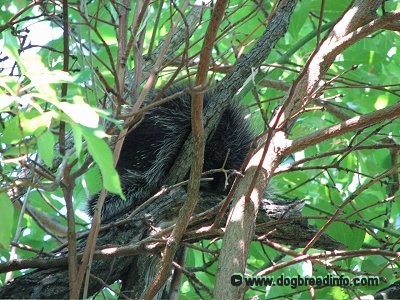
[0,94,15,111]
[60,102,100,128]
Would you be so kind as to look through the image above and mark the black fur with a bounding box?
[88,87,254,221]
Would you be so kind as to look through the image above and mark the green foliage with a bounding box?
[0,1,123,271]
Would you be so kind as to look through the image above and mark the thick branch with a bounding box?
[213,1,298,299]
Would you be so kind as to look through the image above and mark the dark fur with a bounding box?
[88,87,254,221]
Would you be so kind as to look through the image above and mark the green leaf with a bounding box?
[1,31,24,72]
[20,111,56,136]
[327,222,365,250]
[37,130,55,168]
[81,127,123,198]
[0,75,20,95]
[21,53,72,84]
[2,115,23,144]
[19,54,73,106]
[0,193,14,249]
[71,124,83,158]
[72,68,93,84]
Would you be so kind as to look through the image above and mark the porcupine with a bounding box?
[88,86,254,222]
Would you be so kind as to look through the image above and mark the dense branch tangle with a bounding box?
[1,1,400,299]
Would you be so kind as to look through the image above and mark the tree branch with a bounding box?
[214,1,298,298]
[286,101,400,156]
